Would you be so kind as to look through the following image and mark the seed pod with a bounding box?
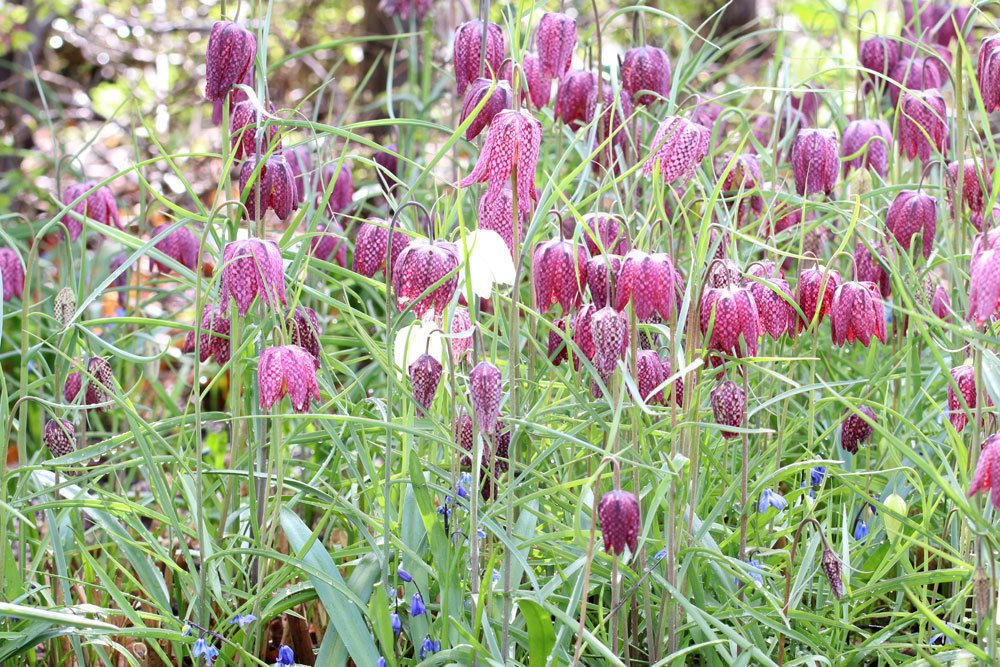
[710,380,745,439]
[840,405,876,454]
[536,12,577,78]
[44,419,76,458]
[791,128,839,196]
[621,46,671,107]
[409,354,443,415]
[469,361,503,434]
[821,548,845,600]
[974,566,992,618]
[453,20,506,96]
[598,490,640,556]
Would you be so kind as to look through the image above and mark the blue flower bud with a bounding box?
[397,566,413,582]
[757,488,787,513]
[854,520,869,543]
[411,592,426,617]
[276,644,295,666]
[810,465,826,486]
[390,612,401,636]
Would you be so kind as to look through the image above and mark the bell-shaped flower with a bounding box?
[240,153,298,221]
[0,248,25,302]
[700,285,759,358]
[969,434,1000,509]
[310,220,348,268]
[830,281,888,346]
[459,109,542,215]
[453,20,505,95]
[531,238,587,313]
[621,46,671,107]
[220,238,286,316]
[461,77,513,140]
[598,490,640,556]
[477,186,526,256]
[643,115,710,184]
[791,128,839,196]
[710,379,746,439]
[456,229,516,300]
[392,239,460,317]
[183,303,231,365]
[353,219,410,278]
[60,182,121,241]
[842,120,892,177]
[469,361,503,433]
[205,21,256,101]
[898,89,949,161]
[886,189,937,260]
[616,250,676,321]
[537,12,577,78]
[258,344,320,412]
[797,266,842,331]
[150,224,200,274]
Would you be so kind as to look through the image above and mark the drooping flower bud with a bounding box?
[409,354,443,415]
[791,128,840,196]
[0,248,25,303]
[931,284,951,319]
[44,419,76,458]
[373,144,399,188]
[554,69,598,130]
[598,490,640,555]
[310,221,348,268]
[461,77,514,140]
[853,242,893,298]
[821,548,845,600]
[477,186,527,255]
[585,255,621,310]
[889,57,944,106]
[318,163,354,215]
[635,349,667,405]
[547,315,573,366]
[621,46,671,107]
[240,153,298,221]
[708,259,743,289]
[840,405,876,454]
[150,224,200,274]
[886,190,937,260]
[710,380,745,439]
[459,109,542,215]
[717,153,764,223]
[978,36,1000,113]
[353,219,409,279]
[700,285,759,359]
[616,250,676,321]
[644,116,711,184]
[230,100,279,160]
[898,90,948,161]
[537,12,577,78]
[60,182,121,241]
[392,239,460,317]
[521,53,552,108]
[948,364,993,432]
[205,21,257,102]
[258,345,320,412]
[948,158,990,215]
[571,304,597,366]
[797,266,843,331]
[590,306,628,375]
[842,120,892,178]
[287,306,321,367]
[969,433,1000,509]
[453,20,506,96]
[64,357,115,411]
[831,281,887,346]
[747,270,796,340]
[531,238,587,313]
[183,303,231,365]
[469,361,503,434]
[583,214,630,256]
[858,36,899,82]
[220,238,286,316]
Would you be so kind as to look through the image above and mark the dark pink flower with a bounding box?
[0,248,25,302]
[353,219,410,278]
[821,548,845,599]
[64,357,115,411]
[842,120,892,177]
[453,20,506,95]
[521,53,552,108]
[616,250,676,321]
[555,69,598,130]
[841,406,876,454]
[319,164,354,215]
[450,307,474,363]
[771,204,813,236]
[748,271,796,340]
[205,21,256,102]
[183,303,231,365]
[532,238,587,313]
[109,252,132,307]
[904,1,971,46]
[373,144,399,188]
[948,364,992,432]
[708,259,743,289]
[791,128,839,196]
[710,379,745,439]
[460,109,542,215]
[378,0,432,23]
[898,89,948,161]
[461,77,514,140]
[392,239,459,317]
[288,306,321,367]
[44,419,76,458]
[690,96,723,137]
[644,116,710,184]
[259,345,320,412]
[310,221,348,268]
[285,146,312,202]
[790,87,821,125]
[240,153,298,221]
[409,354,443,415]
[978,37,1000,112]
[230,100,279,160]
[969,230,1000,323]
[797,266,842,331]
[931,284,951,319]
[831,281,887,346]
[700,284,759,358]
[547,315,573,366]
[537,12,577,78]
[61,182,121,241]
[889,57,945,106]
[621,46,671,106]
[854,242,893,297]
[598,490,640,555]
[572,304,597,366]
[219,238,286,316]
[590,306,628,374]
[717,152,764,221]
[585,255,621,310]
[886,189,937,260]
[477,185,527,255]
[150,225,200,273]
[469,361,503,433]
[636,349,667,405]
[948,158,990,215]
[583,215,630,256]
[858,36,900,81]
[969,433,1000,508]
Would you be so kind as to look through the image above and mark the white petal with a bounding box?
[393,313,444,378]
[459,229,516,300]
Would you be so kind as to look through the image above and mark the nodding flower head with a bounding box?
[791,128,840,196]
[758,488,787,513]
[616,250,677,322]
[969,433,1000,509]
[532,238,587,313]
[547,315,573,366]
[419,636,441,659]
[700,284,759,359]
[598,489,640,556]
[378,0,432,23]
[840,405,876,454]
[621,46,671,107]
[450,306,474,364]
[288,306,322,367]
[898,90,949,161]
[554,69,598,130]
[183,303,231,365]
[717,152,764,220]
[931,283,951,320]
[220,238,286,316]
[453,20,506,95]
[469,361,503,434]
[459,109,542,216]
[886,190,937,260]
[748,271,796,340]
[240,153,299,221]
[585,254,621,310]
[572,304,598,366]
[797,266,842,331]
[373,144,399,185]
[858,36,900,81]
[635,349,668,405]
[854,242,893,298]
[0,248,25,303]
[319,163,355,215]
[353,219,410,279]
[461,77,514,140]
[275,645,295,667]
[60,182,121,241]
[537,12,577,78]
[44,419,76,458]
[590,306,628,375]
[644,116,711,184]
[978,36,1000,113]
[831,281,887,347]
[392,239,460,317]
[948,158,990,215]
[821,548,845,599]
[409,353,443,415]
[64,357,115,411]
[904,1,970,46]
[948,364,992,432]
[710,380,746,439]
[310,220,348,268]
[205,21,256,101]
[968,228,1000,324]
[150,224,200,274]
[258,344,321,412]
[842,120,892,178]
[583,214,630,256]
[889,57,944,106]
[230,100,279,161]
[520,53,552,108]
[478,186,527,256]
[708,259,743,289]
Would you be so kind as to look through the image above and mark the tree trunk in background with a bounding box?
[714,0,757,36]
